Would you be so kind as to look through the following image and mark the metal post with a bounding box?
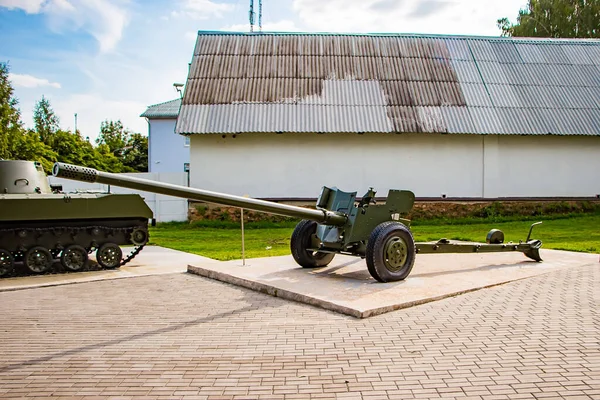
[241,207,245,266]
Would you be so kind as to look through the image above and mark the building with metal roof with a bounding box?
[176,32,600,199]
[141,98,181,119]
[140,99,189,173]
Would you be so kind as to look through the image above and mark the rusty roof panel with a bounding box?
[416,107,446,133]
[177,32,600,136]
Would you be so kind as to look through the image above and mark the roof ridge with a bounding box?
[193,30,600,44]
[145,98,181,108]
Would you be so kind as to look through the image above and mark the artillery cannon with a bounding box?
[53,162,543,282]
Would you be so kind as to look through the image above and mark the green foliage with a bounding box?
[498,0,600,38]
[33,96,59,147]
[0,62,148,173]
[96,120,129,155]
[96,120,148,172]
[0,62,23,160]
[121,132,148,172]
[149,214,600,260]
[12,131,58,172]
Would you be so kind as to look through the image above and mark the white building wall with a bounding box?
[189,133,600,199]
[148,119,190,173]
[486,135,600,197]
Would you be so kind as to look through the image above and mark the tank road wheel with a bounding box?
[291,220,335,268]
[96,243,122,269]
[60,245,89,272]
[129,228,149,246]
[24,246,54,274]
[366,222,416,283]
[0,249,15,277]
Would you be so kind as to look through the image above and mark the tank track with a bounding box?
[0,222,148,278]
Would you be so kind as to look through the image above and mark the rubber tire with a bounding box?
[366,222,416,283]
[60,245,89,272]
[96,243,123,269]
[290,220,335,268]
[24,246,54,274]
[0,249,14,277]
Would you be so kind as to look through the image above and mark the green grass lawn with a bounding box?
[149,214,600,261]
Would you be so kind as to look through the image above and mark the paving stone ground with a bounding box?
[0,263,598,399]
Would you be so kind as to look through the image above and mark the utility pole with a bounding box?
[74,113,78,134]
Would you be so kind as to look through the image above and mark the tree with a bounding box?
[121,133,148,172]
[96,120,129,156]
[498,0,600,38]
[33,96,60,147]
[0,62,24,160]
[96,120,148,172]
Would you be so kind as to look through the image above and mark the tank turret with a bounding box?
[0,160,52,194]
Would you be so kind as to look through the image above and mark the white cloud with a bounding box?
[8,73,61,89]
[221,20,302,33]
[0,0,44,13]
[292,0,528,36]
[173,0,234,20]
[0,0,129,53]
[185,31,198,41]
[19,93,148,141]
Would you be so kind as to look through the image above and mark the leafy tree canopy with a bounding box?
[0,62,23,160]
[498,0,600,38]
[34,96,60,147]
[0,61,148,173]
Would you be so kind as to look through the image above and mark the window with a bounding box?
[184,136,190,147]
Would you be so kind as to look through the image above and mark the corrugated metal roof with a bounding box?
[140,99,181,119]
[176,32,600,136]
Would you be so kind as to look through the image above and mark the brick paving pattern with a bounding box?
[0,263,598,399]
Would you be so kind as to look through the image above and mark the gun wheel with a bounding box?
[366,222,416,282]
[24,246,54,274]
[291,220,335,268]
[96,243,123,269]
[61,245,89,272]
[0,249,14,277]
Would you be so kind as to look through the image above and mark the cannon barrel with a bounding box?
[52,162,347,226]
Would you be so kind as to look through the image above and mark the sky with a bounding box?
[0,0,527,142]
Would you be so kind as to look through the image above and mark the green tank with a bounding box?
[0,160,153,277]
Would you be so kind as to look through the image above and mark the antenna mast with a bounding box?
[249,0,262,32]
[249,0,255,32]
[259,0,262,32]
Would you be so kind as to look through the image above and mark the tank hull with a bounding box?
[0,160,154,277]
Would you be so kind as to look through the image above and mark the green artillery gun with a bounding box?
[53,162,543,283]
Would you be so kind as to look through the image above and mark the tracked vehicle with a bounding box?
[53,162,543,283]
[0,160,153,277]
